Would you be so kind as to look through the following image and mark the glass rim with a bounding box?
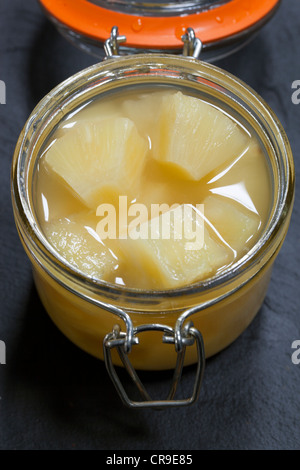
[11,54,294,302]
[87,0,230,17]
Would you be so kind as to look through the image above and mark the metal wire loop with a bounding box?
[103,321,205,408]
[104,26,126,58]
[181,27,203,58]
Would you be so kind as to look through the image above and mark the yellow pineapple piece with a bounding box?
[117,204,231,289]
[44,213,117,280]
[122,89,175,139]
[207,140,271,224]
[203,195,261,255]
[152,91,250,181]
[55,100,122,139]
[44,117,149,209]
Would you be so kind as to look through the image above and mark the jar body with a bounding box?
[31,260,273,370]
[12,55,294,371]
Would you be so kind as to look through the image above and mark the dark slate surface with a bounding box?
[0,0,299,450]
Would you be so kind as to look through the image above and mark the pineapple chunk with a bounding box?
[203,195,260,254]
[43,213,117,280]
[118,204,231,289]
[55,100,122,139]
[122,89,175,139]
[152,91,250,181]
[44,117,149,209]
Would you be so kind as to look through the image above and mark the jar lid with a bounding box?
[39,0,280,51]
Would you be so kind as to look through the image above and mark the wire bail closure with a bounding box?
[104,26,202,59]
[103,308,205,409]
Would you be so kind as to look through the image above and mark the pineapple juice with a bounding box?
[32,86,273,367]
[35,88,271,286]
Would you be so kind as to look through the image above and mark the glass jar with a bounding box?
[39,0,281,61]
[11,53,294,407]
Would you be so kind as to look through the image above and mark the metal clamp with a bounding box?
[103,313,205,409]
[104,26,202,59]
[104,26,126,59]
[181,27,203,59]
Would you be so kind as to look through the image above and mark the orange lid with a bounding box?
[39,0,281,50]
